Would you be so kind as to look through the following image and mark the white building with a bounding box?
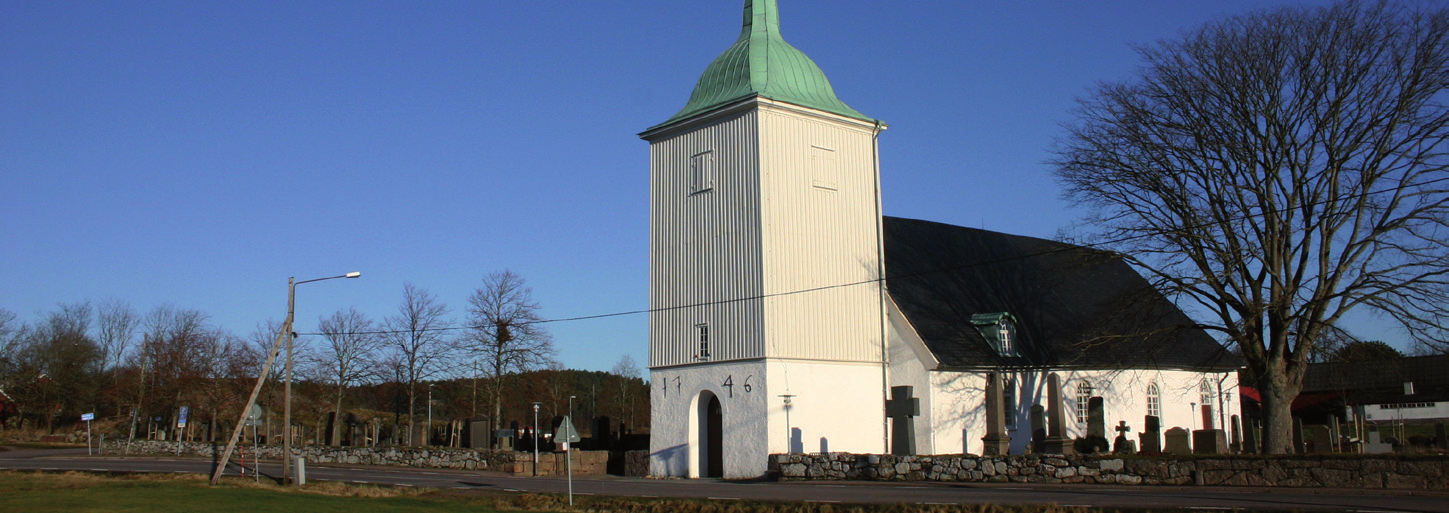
[643,0,1239,479]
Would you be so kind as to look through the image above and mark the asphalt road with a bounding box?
[1,448,1444,512]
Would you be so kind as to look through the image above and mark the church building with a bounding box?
[642,0,1240,479]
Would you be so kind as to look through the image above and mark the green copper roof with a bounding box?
[651,0,872,130]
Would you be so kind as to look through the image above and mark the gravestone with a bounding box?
[1436,423,1448,450]
[1364,431,1393,454]
[1193,429,1227,454]
[1113,421,1136,454]
[1308,425,1333,454]
[1164,427,1192,455]
[1042,373,1073,454]
[981,373,1012,455]
[468,419,490,448]
[495,429,515,450]
[1230,415,1243,453]
[886,385,919,456]
[1293,417,1306,454]
[1140,415,1162,453]
[1242,419,1259,454]
[412,423,428,447]
[591,416,613,450]
[1087,397,1106,439]
[1030,405,1046,453]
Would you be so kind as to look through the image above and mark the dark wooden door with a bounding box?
[706,395,723,478]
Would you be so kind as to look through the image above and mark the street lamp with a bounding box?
[567,395,576,505]
[283,271,360,485]
[531,402,541,476]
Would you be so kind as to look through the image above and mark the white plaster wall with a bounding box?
[885,297,937,455]
[1363,402,1449,423]
[930,368,1241,455]
[649,361,767,479]
[767,360,887,457]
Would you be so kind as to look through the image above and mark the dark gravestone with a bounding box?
[1193,429,1227,454]
[1308,425,1333,454]
[592,416,613,450]
[1140,415,1162,453]
[495,429,515,451]
[1042,373,1073,455]
[1293,417,1307,454]
[1164,427,1192,455]
[1113,421,1136,454]
[468,420,490,449]
[981,373,1012,455]
[1030,405,1046,453]
[1242,418,1259,454]
[1087,397,1106,439]
[886,386,919,456]
[1436,423,1448,450]
[324,412,338,446]
[1230,415,1243,453]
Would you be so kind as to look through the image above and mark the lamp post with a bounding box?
[426,383,435,447]
[567,395,576,505]
[282,271,360,485]
[531,402,541,476]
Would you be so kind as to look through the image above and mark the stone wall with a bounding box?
[102,440,610,476]
[769,453,1448,490]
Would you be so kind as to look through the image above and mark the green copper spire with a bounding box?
[651,0,872,130]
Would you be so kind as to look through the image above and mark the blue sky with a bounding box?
[6,0,1402,372]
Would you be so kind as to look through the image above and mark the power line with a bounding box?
[295,175,1449,337]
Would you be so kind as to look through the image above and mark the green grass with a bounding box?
[0,471,525,513]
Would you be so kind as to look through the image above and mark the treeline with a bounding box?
[0,270,648,446]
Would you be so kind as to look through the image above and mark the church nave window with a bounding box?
[1075,381,1095,425]
[689,151,715,195]
[1146,383,1161,418]
[1199,379,1215,410]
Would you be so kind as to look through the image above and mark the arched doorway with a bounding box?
[694,391,724,478]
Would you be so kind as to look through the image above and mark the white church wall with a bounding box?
[647,108,767,368]
[756,101,884,364]
[648,360,768,479]
[928,368,1240,455]
[767,359,887,457]
[885,297,938,455]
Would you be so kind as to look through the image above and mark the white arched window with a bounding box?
[1076,381,1095,425]
[1200,379,1215,409]
[1146,383,1161,418]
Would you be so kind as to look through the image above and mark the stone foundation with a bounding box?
[768,453,1448,490]
[103,440,611,476]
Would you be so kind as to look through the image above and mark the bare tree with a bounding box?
[96,299,139,379]
[610,355,641,428]
[466,270,554,437]
[1051,0,1449,453]
[314,307,381,446]
[382,283,451,446]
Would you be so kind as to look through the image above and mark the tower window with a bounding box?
[696,323,710,359]
[689,151,714,194]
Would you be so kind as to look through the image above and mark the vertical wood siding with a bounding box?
[649,111,766,368]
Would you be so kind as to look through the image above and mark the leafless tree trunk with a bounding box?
[1052,1,1449,453]
[314,307,380,447]
[382,283,450,446]
[611,355,641,428]
[466,270,555,440]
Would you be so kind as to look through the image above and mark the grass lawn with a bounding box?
[0,471,530,513]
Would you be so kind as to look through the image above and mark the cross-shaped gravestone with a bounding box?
[886,385,919,456]
[1113,420,1135,454]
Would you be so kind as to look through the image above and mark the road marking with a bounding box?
[397,484,413,487]
[503,488,522,492]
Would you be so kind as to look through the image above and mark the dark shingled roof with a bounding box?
[883,216,1240,371]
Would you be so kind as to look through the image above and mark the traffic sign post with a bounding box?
[81,413,95,455]
[554,416,581,505]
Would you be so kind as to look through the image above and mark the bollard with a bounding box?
[295,457,306,485]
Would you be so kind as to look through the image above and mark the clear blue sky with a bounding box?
[6,0,1401,372]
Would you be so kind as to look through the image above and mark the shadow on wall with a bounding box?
[790,427,802,453]
[653,443,687,476]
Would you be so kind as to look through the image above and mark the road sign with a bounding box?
[178,406,189,428]
[247,404,263,420]
[554,416,581,443]
[81,413,94,421]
